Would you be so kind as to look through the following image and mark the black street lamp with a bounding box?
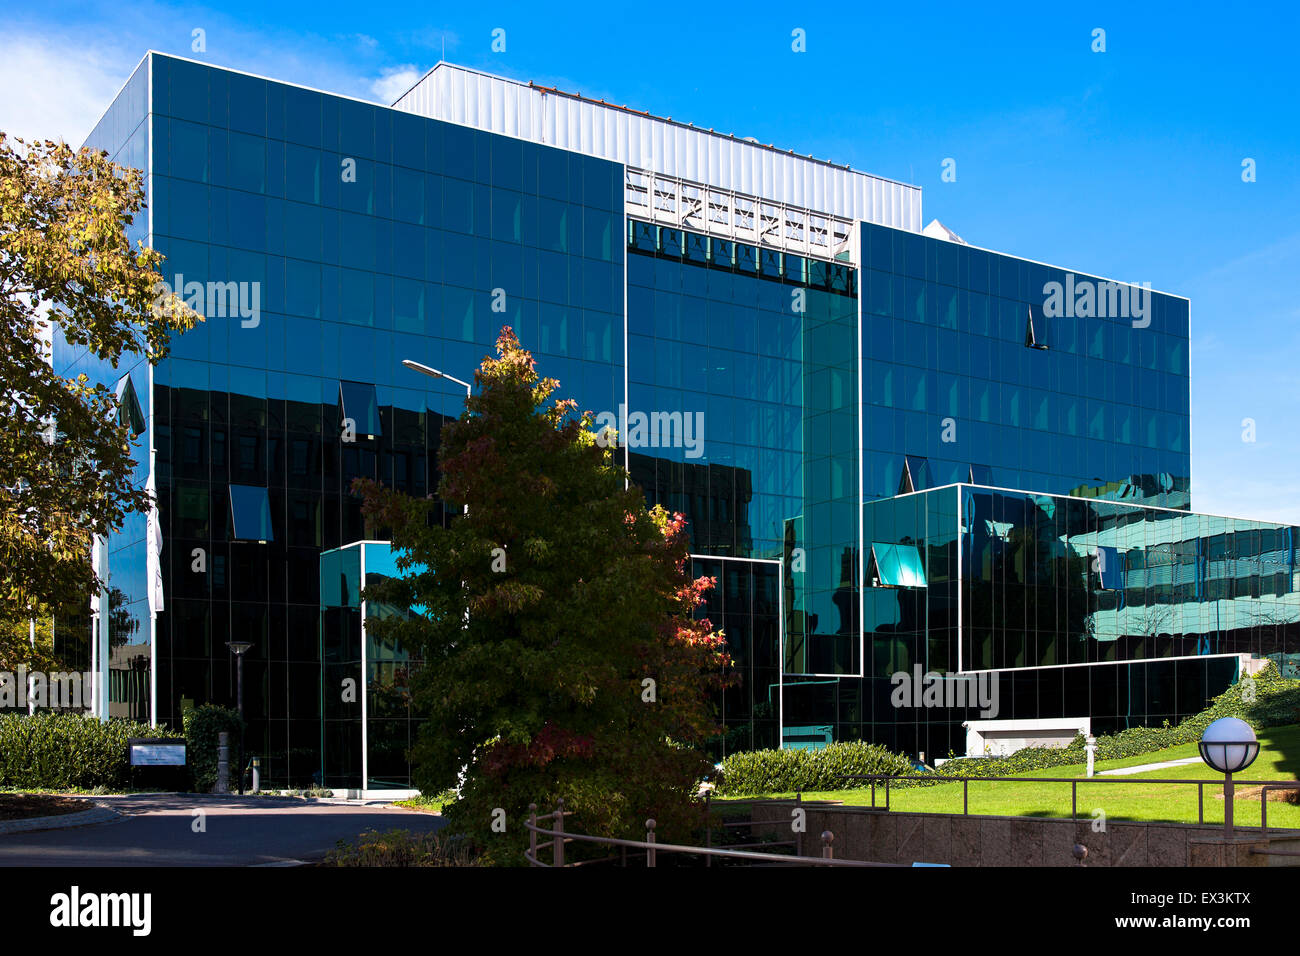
[401,359,472,399]
[402,359,472,519]
[226,641,253,793]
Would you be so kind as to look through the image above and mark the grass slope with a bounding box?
[718,724,1300,828]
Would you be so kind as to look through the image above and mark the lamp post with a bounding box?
[226,641,252,794]
[403,359,473,633]
[401,360,471,401]
[1198,717,1259,842]
[401,360,472,518]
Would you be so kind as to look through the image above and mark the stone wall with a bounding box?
[751,804,1288,867]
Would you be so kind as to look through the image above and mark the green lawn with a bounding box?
[717,725,1300,829]
[393,791,455,814]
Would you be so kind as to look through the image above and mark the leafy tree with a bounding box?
[0,134,197,650]
[356,328,733,865]
[0,613,59,674]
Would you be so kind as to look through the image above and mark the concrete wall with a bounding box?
[752,804,1289,867]
[964,717,1091,757]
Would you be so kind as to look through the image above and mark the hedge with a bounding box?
[899,661,1300,787]
[182,704,245,793]
[0,712,182,791]
[715,663,1300,795]
[716,740,914,796]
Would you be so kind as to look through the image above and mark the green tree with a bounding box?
[357,328,733,865]
[0,134,198,653]
[0,613,59,674]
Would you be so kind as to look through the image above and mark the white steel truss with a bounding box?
[625,167,856,265]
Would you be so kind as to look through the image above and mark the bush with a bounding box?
[716,740,914,796]
[905,661,1300,787]
[182,704,245,792]
[0,712,181,790]
[714,664,1300,796]
[326,828,481,867]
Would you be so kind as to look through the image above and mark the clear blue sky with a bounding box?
[4,0,1298,521]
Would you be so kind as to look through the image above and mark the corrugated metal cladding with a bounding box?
[394,63,922,233]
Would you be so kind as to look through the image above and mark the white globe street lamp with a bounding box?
[1198,717,1260,841]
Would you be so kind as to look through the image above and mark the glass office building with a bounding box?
[319,541,424,789]
[789,485,1294,760]
[56,53,1293,786]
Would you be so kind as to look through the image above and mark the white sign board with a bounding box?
[129,743,187,766]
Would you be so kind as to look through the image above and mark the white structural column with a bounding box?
[360,542,368,792]
[146,360,161,726]
[91,535,110,721]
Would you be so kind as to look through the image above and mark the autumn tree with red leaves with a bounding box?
[355,328,732,865]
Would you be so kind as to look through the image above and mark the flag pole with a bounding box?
[147,361,159,727]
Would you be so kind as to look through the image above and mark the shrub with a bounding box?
[182,704,245,792]
[904,661,1300,787]
[716,740,914,796]
[714,664,1300,796]
[326,828,481,867]
[0,712,181,791]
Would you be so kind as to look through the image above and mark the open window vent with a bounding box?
[1025,306,1049,350]
[114,374,146,439]
[899,455,929,495]
[866,542,928,588]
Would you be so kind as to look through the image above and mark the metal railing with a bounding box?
[1258,783,1300,834]
[838,774,1300,831]
[699,791,849,863]
[523,798,900,867]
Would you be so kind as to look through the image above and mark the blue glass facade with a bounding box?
[787,484,1296,761]
[626,223,859,677]
[59,53,1262,782]
[320,542,424,789]
[59,54,624,782]
[859,222,1190,509]
[149,53,622,784]
[53,59,153,718]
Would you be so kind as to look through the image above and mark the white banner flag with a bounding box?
[89,535,105,616]
[146,468,164,614]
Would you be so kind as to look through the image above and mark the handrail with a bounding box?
[1258,783,1300,832]
[841,772,1299,786]
[525,798,901,867]
[526,820,892,867]
[701,790,840,861]
[836,773,1300,831]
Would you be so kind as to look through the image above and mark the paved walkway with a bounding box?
[0,793,445,866]
[1096,756,1203,776]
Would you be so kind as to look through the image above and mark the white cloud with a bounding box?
[0,10,438,144]
[1191,477,1300,526]
[369,64,425,105]
[0,33,140,145]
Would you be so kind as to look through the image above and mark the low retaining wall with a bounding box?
[751,804,1293,867]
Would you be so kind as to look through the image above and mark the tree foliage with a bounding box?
[357,328,734,864]
[0,613,59,674]
[0,134,197,646]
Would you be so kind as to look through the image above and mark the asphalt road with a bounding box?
[0,793,446,866]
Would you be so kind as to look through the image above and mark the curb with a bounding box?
[0,802,120,836]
